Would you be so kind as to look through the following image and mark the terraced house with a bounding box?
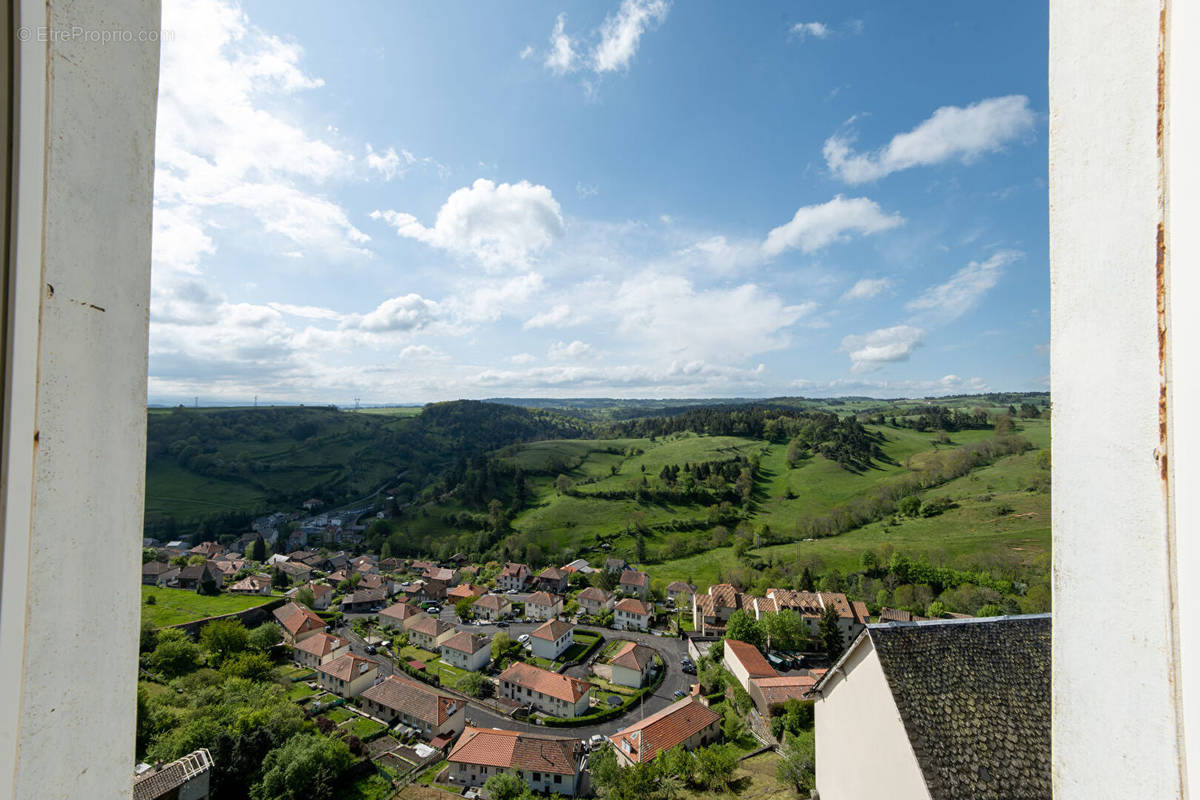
[447,727,586,797]
[360,675,465,741]
[497,662,593,718]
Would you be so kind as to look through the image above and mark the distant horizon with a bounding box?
[146,389,1050,410]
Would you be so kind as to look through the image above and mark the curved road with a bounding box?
[342,607,693,740]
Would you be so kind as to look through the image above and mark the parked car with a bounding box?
[496,621,510,628]
[506,589,517,595]
[588,734,606,750]
[673,690,687,699]
[366,645,377,655]
[682,663,696,675]
[518,634,530,643]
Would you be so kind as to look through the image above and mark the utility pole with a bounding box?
[354,396,361,411]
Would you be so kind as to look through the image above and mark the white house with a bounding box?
[529,619,574,661]
[613,598,653,632]
[722,639,776,691]
[498,562,530,592]
[440,632,491,672]
[292,632,350,669]
[811,615,1051,800]
[377,601,428,631]
[409,617,457,651]
[618,570,650,599]
[608,641,656,688]
[576,586,614,616]
[473,593,511,621]
[447,727,585,797]
[315,653,379,698]
[525,591,563,621]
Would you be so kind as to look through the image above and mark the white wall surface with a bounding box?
[1050,0,1194,796]
[814,639,931,800]
[0,1,160,798]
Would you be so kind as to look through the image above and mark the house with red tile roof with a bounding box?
[666,581,696,606]
[497,662,592,718]
[228,573,272,595]
[473,593,512,621]
[440,632,491,671]
[618,570,650,599]
[748,675,816,715]
[447,583,486,603]
[535,566,569,594]
[292,631,350,669]
[608,641,657,688]
[526,591,563,621]
[316,653,379,697]
[272,601,326,644]
[576,586,614,616]
[378,601,428,631]
[360,675,465,741]
[447,727,585,797]
[610,697,722,766]
[529,619,574,661]
[498,562,531,592]
[409,616,457,651]
[723,639,777,691]
[613,598,653,632]
[692,583,750,634]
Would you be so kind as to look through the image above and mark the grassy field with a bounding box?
[141,586,278,627]
[676,751,788,800]
[647,431,1050,590]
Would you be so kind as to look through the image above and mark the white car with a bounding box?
[518,634,530,643]
[588,735,606,749]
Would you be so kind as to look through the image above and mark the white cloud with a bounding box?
[762,195,903,257]
[593,0,670,72]
[268,302,343,320]
[346,294,442,333]
[545,14,579,74]
[790,22,830,39]
[824,95,1037,184]
[791,373,988,397]
[841,325,925,373]
[535,0,669,78]
[364,145,415,181]
[841,277,893,301]
[549,340,593,360]
[674,235,763,273]
[371,179,564,270]
[905,250,1022,322]
[509,353,537,365]
[154,0,366,265]
[451,272,546,323]
[519,44,535,60]
[524,304,573,330]
[613,271,815,362]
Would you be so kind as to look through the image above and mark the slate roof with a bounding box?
[449,727,582,775]
[823,615,1051,800]
[609,697,722,764]
[361,675,459,726]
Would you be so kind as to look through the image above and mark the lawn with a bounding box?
[286,681,320,702]
[141,586,277,627]
[648,441,1051,589]
[342,715,388,740]
[323,707,355,723]
[674,750,790,800]
[332,772,395,800]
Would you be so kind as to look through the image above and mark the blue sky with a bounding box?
[149,0,1048,405]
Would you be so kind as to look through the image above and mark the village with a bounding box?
[136,518,1048,800]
